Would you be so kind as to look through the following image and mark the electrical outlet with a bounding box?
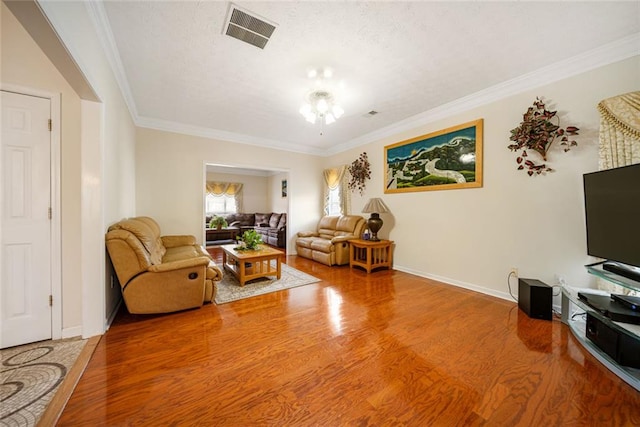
[110,275,115,289]
[510,267,518,278]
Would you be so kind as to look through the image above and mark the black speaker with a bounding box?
[518,278,552,320]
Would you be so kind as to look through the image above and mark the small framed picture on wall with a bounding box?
[281,180,287,198]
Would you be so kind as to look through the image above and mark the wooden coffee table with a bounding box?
[220,244,283,286]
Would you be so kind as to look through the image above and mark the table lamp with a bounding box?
[362,198,390,241]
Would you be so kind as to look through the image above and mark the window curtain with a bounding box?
[598,91,640,170]
[596,91,640,295]
[205,182,244,212]
[323,165,350,215]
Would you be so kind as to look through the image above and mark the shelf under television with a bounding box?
[561,285,640,391]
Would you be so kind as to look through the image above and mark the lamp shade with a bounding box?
[362,198,390,214]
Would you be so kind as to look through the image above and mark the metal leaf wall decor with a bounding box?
[348,152,371,195]
[507,97,579,176]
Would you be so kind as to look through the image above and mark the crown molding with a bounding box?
[84,0,139,120]
[328,33,640,156]
[136,116,326,156]
[84,3,638,158]
[86,1,325,156]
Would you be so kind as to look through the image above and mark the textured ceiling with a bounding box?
[98,1,640,155]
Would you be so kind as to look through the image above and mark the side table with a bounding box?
[349,239,394,273]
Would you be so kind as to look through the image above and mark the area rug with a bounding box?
[1,337,86,427]
[215,263,321,304]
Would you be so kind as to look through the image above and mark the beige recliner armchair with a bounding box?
[295,215,366,266]
[106,216,223,314]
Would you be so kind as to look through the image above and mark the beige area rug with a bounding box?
[215,262,321,304]
[1,337,86,427]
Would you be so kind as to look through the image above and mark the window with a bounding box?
[205,181,243,214]
[327,186,342,216]
[205,193,237,215]
[323,165,350,216]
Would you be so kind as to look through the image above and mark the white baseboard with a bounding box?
[62,326,82,339]
[105,299,122,330]
[393,265,515,303]
[394,265,571,317]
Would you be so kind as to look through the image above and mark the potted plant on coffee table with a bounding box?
[209,215,228,230]
[235,229,263,250]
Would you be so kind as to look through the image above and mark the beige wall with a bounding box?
[136,128,322,248]
[1,3,83,332]
[206,171,269,213]
[268,172,289,214]
[2,1,137,336]
[327,56,640,302]
[37,1,137,227]
[38,1,137,331]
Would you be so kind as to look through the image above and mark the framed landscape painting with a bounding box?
[384,119,483,193]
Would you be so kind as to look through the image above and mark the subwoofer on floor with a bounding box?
[518,278,552,321]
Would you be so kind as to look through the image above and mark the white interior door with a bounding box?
[1,90,52,348]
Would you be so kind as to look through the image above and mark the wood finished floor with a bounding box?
[58,253,640,426]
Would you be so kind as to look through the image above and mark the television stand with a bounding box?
[561,263,640,391]
[602,261,640,283]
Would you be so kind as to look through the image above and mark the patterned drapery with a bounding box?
[598,91,640,170]
[596,91,640,295]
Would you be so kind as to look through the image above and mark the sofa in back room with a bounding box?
[205,212,287,247]
[253,213,287,248]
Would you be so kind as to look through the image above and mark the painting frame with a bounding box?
[384,119,483,193]
[281,179,288,198]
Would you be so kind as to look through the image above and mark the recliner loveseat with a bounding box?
[106,216,223,314]
[295,215,366,266]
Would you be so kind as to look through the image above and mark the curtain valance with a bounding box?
[206,182,243,196]
[598,91,640,170]
[206,181,244,212]
[323,166,346,190]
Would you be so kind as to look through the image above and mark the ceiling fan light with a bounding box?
[325,114,336,125]
[304,110,316,121]
[299,70,345,130]
[316,98,329,113]
[299,104,312,117]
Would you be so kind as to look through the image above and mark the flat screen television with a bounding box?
[583,163,640,280]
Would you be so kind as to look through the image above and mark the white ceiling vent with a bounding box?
[223,4,277,49]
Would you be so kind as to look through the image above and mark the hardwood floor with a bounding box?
[57,255,640,426]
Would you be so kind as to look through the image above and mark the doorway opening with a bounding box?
[203,163,290,251]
